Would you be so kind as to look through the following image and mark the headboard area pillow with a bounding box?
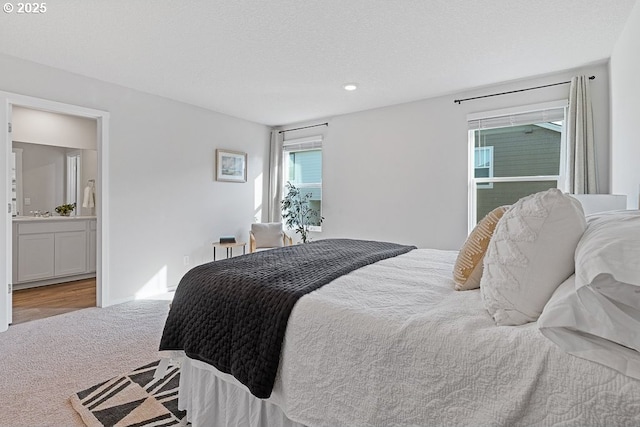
[453,205,509,291]
[572,209,640,352]
[538,210,640,379]
[481,189,586,326]
[576,210,640,294]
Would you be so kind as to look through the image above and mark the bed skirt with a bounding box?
[178,357,304,427]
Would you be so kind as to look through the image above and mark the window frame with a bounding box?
[282,135,323,232]
[467,100,568,233]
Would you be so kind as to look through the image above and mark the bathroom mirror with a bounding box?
[11,142,96,216]
[10,105,98,217]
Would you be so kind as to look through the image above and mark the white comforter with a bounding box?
[274,249,640,426]
[179,249,640,426]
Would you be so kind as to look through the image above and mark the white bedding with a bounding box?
[178,248,640,426]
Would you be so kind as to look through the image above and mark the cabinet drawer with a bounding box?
[19,220,87,234]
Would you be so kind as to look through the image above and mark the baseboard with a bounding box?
[14,273,97,291]
[102,295,135,307]
[101,288,177,308]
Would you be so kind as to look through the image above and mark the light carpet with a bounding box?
[0,298,171,427]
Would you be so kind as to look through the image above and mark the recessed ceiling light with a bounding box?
[343,83,358,91]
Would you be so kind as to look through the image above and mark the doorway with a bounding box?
[0,92,110,332]
[11,108,99,323]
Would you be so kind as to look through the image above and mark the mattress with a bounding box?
[175,248,640,426]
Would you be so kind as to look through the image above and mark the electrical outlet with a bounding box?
[183,256,189,266]
[24,197,31,206]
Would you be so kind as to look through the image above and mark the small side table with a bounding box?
[212,242,246,261]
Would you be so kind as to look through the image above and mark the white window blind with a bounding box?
[468,108,566,131]
[283,135,323,152]
[467,99,568,131]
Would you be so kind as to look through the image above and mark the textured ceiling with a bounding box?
[0,0,637,126]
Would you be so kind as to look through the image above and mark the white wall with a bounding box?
[310,63,611,249]
[610,0,640,209]
[0,52,616,307]
[12,105,97,150]
[1,54,270,304]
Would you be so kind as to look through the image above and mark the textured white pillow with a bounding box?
[251,223,284,248]
[481,189,586,326]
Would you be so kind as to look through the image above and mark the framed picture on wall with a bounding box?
[216,149,247,183]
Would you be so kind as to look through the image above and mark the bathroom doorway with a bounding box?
[11,108,99,323]
[0,92,110,332]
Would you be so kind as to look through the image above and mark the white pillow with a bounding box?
[251,223,284,248]
[481,189,586,326]
[577,210,640,292]
[538,210,640,379]
[573,210,640,350]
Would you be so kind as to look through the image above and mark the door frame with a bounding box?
[1,91,110,332]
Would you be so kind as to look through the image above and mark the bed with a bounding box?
[160,190,640,426]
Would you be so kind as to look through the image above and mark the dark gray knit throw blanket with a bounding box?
[159,238,415,398]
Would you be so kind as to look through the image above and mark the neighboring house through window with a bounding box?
[474,146,494,188]
[282,135,323,230]
[468,100,568,231]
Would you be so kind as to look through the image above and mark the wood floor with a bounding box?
[11,278,96,325]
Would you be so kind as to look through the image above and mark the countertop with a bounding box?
[12,215,96,222]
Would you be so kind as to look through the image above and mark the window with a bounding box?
[474,146,494,188]
[468,101,567,231]
[282,135,323,229]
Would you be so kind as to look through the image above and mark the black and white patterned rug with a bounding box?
[70,360,187,426]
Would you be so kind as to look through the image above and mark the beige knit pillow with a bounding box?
[453,205,509,291]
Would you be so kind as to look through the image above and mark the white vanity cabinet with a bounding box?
[54,229,87,276]
[13,217,97,288]
[17,232,55,282]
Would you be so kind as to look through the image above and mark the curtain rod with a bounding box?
[454,76,595,105]
[279,122,328,134]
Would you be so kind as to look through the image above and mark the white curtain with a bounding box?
[566,75,598,194]
[267,129,283,222]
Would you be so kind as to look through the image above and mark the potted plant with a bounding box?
[55,202,76,216]
[281,182,323,243]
